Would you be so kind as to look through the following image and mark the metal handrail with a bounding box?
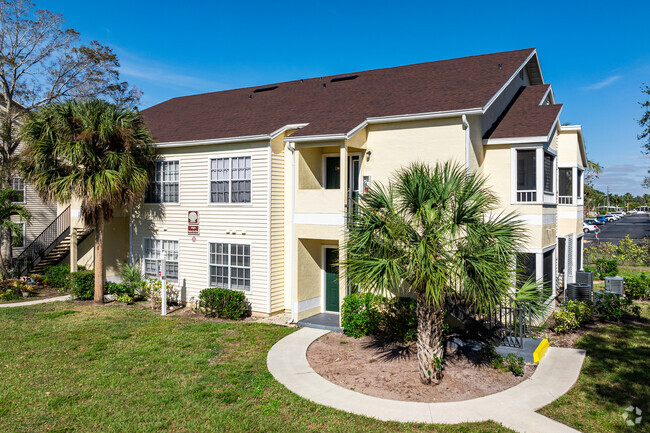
[13,206,71,276]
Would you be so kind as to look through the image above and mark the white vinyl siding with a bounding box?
[210,156,252,203]
[208,242,251,291]
[146,161,180,203]
[143,238,179,281]
[131,141,270,313]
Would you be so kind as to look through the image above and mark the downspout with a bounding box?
[462,114,470,176]
[286,142,296,323]
[128,206,133,266]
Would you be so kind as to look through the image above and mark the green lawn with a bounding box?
[0,303,509,433]
[540,303,650,433]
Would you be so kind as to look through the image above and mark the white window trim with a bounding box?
[321,152,341,190]
[144,160,181,206]
[207,154,253,206]
[511,145,557,205]
[142,237,180,282]
[206,239,252,292]
[10,177,25,204]
[557,164,585,206]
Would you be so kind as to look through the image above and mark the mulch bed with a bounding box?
[307,332,536,403]
[0,285,64,304]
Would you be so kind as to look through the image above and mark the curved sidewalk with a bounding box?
[0,295,71,308]
[267,327,586,433]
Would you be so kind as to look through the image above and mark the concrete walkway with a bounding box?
[0,295,71,308]
[267,327,586,433]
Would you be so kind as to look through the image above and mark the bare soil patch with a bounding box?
[307,332,536,402]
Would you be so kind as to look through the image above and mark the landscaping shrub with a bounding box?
[115,294,135,304]
[68,270,94,300]
[198,287,249,319]
[341,292,385,338]
[624,272,650,300]
[105,282,133,296]
[553,307,580,333]
[504,353,525,376]
[595,259,618,280]
[594,293,641,321]
[44,265,71,289]
[564,300,594,324]
[382,297,418,343]
[584,236,650,267]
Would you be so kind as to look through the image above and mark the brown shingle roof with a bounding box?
[142,48,537,143]
[483,84,562,140]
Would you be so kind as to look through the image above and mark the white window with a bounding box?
[210,157,251,203]
[516,150,536,202]
[145,161,179,203]
[577,169,584,199]
[10,177,25,203]
[208,242,251,291]
[543,152,554,194]
[143,239,179,281]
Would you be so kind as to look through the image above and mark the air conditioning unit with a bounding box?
[566,283,591,302]
[576,271,593,291]
[604,276,624,295]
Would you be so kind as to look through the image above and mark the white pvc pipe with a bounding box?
[286,142,296,324]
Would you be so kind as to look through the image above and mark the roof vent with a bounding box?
[253,86,278,93]
[330,74,358,83]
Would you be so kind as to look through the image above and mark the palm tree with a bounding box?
[20,99,156,304]
[341,162,527,385]
[0,188,30,278]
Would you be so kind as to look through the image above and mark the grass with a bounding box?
[540,303,650,432]
[0,302,510,433]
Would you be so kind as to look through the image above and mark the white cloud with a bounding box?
[593,162,649,195]
[584,75,621,90]
[120,60,223,93]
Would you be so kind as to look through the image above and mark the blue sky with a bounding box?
[40,0,650,196]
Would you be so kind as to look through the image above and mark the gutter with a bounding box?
[286,142,297,324]
[462,114,470,176]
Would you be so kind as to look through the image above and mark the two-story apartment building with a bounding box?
[58,48,587,321]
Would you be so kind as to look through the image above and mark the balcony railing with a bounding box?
[516,190,537,202]
[558,195,573,205]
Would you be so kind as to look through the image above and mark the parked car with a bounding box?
[595,216,609,223]
[585,218,604,226]
[606,213,621,220]
[583,222,598,233]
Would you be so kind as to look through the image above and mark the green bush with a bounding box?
[594,293,641,321]
[69,270,94,300]
[624,272,650,300]
[553,308,580,333]
[44,265,71,289]
[382,297,418,343]
[564,300,594,324]
[198,287,249,319]
[115,294,135,304]
[105,282,133,296]
[504,353,525,376]
[341,292,385,338]
[595,259,618,280]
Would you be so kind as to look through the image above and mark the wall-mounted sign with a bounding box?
[188,211,199,235]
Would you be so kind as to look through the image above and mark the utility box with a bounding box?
[604,276,624,295]
[576,271,594,291]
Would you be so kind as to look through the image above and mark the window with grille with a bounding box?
[143,239,179,281]
[210,157,251,203]
[209,242,251,291]
[145,161,180,203]
[10,177,25,203]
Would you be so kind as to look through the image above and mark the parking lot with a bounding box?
[584,213,650,244]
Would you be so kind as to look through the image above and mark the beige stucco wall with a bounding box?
[362,117,466,186]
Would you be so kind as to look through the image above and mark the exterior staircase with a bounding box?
[13,206,93,276]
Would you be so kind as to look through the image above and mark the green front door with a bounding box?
[324,248,339,312]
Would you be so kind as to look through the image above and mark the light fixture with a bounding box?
[366,151,372,162]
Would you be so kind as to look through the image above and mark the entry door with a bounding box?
[324,248,339,312]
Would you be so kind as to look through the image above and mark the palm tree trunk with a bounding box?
[93,210,105,304]
[416,294,445,385]
[0,227,11,278]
